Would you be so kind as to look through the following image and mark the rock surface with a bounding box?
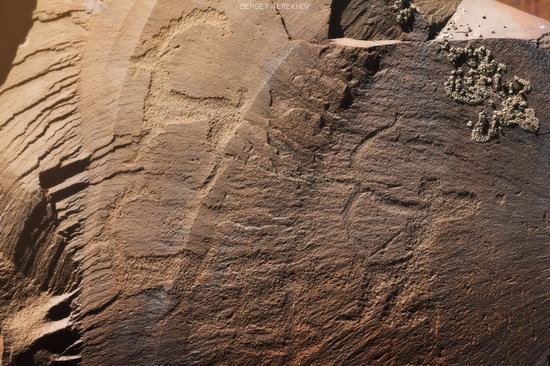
[438,0,549,41]
[500,0,550,21]
[0,0,549,365]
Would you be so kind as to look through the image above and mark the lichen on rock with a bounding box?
[442,41,540,142]
[494,77,540,133]
[393,0,416,27]
[471,110,499,142]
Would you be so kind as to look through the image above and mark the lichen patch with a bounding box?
[441,41,540,142]
[393,0,416,28]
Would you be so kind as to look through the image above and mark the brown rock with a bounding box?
[0,0,549,365]
[329,0,460,41]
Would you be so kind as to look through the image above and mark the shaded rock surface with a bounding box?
[329,0,461,40]
[0,0,549,365]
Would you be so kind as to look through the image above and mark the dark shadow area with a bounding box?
[39,156,91,189]
[0,0,37,87]
[10,327,82,366]
[328,0,352,38]
[328,0,404,41]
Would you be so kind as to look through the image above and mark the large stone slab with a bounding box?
[0,0,549,365]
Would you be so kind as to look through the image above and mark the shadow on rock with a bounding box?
[0,0,37,87]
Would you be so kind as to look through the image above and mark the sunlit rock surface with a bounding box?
[0,0,549,365]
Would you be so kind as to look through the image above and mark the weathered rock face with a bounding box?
[0,0,549,365]
[329,0,460,40]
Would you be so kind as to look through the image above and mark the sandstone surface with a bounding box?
[0,0,549,365]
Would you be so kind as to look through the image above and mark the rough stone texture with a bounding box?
[0,0,549,365]
[329,0,461,40]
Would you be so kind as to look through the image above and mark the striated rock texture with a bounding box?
[0,0,549,365]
